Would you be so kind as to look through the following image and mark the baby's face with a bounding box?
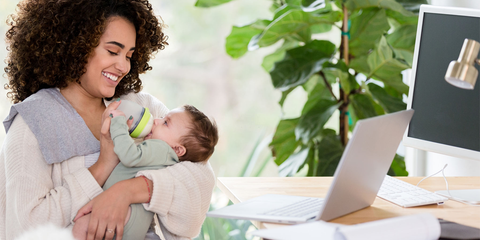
[144,107,191,148]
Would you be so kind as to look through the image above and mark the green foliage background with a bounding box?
[197,0,428,177]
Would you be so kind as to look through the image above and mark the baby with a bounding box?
[72,104,218,240]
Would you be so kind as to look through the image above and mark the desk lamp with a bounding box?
[445,38,480,89]
[439,38,480,205]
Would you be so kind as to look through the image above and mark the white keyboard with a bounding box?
[262,198,324,218]
[378,175,448,207]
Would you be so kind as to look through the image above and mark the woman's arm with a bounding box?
[77,161,216,239]
[88,100,123,186]
[73,177,149,240]
[136,161,215,238]
[1,115,103,240]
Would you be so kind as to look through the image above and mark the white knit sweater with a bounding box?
[0,92,215,240]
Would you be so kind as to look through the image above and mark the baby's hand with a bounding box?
[109,109,134,129]
[108,109,126,119]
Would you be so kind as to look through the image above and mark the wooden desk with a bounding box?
[217,177,480,229]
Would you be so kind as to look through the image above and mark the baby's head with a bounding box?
[144,105,218,162]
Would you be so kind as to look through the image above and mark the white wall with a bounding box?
[404,0,480,177]
[429,0,480,8]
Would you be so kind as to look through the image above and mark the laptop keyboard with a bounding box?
[261,198,324,218]
[378,175,448,207]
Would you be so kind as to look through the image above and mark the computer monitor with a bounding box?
[403,4,480,204]
[404,5,480,161]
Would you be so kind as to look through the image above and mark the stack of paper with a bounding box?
[252,213,440,240]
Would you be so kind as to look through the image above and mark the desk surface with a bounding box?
[216,177,480,229]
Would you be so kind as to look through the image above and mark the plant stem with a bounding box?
[319,71,337,101]
[339,4,350,146]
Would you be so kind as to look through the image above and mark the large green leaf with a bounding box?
[301,0,328,12]
[273,4,296,19]
[395,0,428,13]
[345,0,415,17]
[366,37,410,94]
[349,55,370,74]
[278,87,296,107]
[306,145,317,176]
[349,8,390,57]
[270,40,336,90]
[302,79,336,114]
[255,9,342,48]
[285,0,330,12]
[262,41,300,73]
[311,24,333,34]
[350,93,378,119]
[386,24,417,65]
[286,0,303,7]
[368,83,406,113]
[225,20,270,59]
[316,129,344,176]
[303,74,322,93]
[278,147,310,176]
[372,73,408,95]
[349,49,409,97]
[322,61,357,94]
[296,99,342,143]
[386,9,418,25]
[270,118,300,165]
[387,154,408,176]
[195,0,234,8]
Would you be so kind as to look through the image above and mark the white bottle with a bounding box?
[116,100,154,138]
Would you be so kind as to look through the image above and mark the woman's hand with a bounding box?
[74,177,151,240]
[100,100,123,165]
[74,181,130,240]
[88,100,123,186]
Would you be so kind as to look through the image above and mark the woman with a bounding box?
[0,0,215,240]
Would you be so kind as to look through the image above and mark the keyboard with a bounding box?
[378,175,448,207]
[262,198,324,218]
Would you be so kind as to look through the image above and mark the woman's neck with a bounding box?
[60,83,105,112]
[60,83,107,140]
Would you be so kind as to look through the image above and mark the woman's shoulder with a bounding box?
[5,87,100,164]
[3,114,39,150]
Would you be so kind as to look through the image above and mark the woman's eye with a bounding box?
[107,50,118,56]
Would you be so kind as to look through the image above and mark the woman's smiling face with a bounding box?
[78,16,136,98]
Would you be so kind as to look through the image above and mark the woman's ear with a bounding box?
[173,145,186,157]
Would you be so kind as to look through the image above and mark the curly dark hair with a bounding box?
[4,0,168,103]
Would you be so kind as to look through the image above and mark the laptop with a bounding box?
[207,109,414,224]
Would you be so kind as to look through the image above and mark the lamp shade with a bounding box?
[445,39,480,90]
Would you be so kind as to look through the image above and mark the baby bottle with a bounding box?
[116,100,154,138]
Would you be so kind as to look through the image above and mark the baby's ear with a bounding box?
[174,145,186,157]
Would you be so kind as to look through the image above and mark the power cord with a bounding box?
[416,164,450,194]
[416,164,480,206]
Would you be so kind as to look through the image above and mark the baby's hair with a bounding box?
[179,105,218,162]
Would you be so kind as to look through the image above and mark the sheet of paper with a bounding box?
[252,221,341,240]
[252,213,440,240]
[340,213,440,240]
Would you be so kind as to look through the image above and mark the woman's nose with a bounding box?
[116,58,130,74]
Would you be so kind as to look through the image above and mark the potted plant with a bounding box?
[196,0,427,176]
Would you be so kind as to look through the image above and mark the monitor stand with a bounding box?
[436,189,480,205]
